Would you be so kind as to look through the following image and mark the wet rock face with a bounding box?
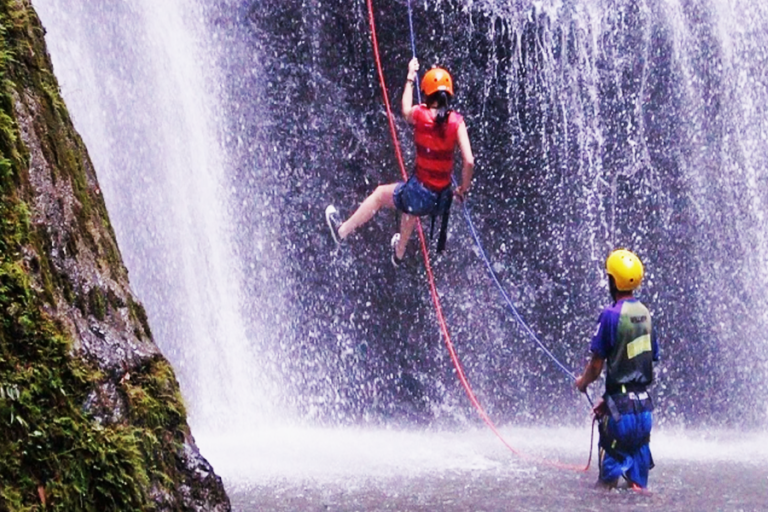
[0,1,230,509]
[146,439,230,512]
[177,440,232,512]
[13,83,160,374]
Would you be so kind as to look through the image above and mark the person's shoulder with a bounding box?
[599,302,622,321]
[412,104,429,121]
[626,297,651,313]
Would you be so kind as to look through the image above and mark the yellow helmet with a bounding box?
[605,249,644,291]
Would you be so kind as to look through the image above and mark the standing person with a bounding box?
[325,57,475,267]
[575,249,659,490]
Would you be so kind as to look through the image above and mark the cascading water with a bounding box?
[33,0,278,430]
[198,0,768,427]
[34,0,767,509]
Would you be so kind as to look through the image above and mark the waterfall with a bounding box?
[34,0,277,430]
[34,0,768,436]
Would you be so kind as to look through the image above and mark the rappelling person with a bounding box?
[575,249,659,490]
[325,57,475,267]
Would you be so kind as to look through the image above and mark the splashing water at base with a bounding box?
[195,425,768,511]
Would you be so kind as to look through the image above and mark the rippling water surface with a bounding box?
[197,426,768,511]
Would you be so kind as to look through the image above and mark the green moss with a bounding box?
[121,356,188,487]
[106,287,125,309]
[0,268,151,510]
[26,229,56,304]
[0,1,202,510]
[88,286,106,321]
[128,295,153,340]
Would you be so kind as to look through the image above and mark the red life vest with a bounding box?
[412,105,463,191]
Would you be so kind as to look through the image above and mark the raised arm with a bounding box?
[402,58,419,123]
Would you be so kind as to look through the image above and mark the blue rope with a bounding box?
[406,0,421,104]
[458,197,595,406]
[457,196,575,381]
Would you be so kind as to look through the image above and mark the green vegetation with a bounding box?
[128,295,153,340]
[0,1,205,510]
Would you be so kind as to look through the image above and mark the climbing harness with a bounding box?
[366,0,594,472]
[430,186,452,253]
[392,175,452,253]
[596,392,654,468]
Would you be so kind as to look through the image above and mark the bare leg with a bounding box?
[339,183,397,239]
[395,213,418,259]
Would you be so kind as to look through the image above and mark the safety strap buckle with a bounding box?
[605,394,622,423]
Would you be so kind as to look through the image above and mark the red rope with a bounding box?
[365,0,590,472]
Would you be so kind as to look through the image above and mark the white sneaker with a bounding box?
[325,205,342,244]
[391,233,403,268]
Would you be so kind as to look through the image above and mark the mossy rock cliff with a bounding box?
[0,0,231,510]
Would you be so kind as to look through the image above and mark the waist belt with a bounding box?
[604,391,654,423]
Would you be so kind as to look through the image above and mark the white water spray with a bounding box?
[35,0,275,430]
